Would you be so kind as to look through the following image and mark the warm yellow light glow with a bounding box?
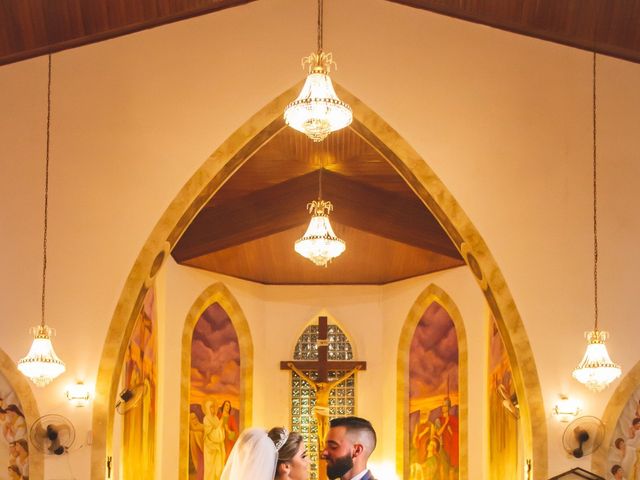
[65,382,92,407]
[284,52,352,142]
[17,324,66,387]
[368,461,399,480]
[552,396,581,422]
[294,199,345,266]
[572,330,621,392]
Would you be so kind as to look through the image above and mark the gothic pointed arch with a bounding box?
[0,347,43,480]
[178,282,253,480]
[92,81,547,479]
[396,283,468,479]
[592,360,640,476]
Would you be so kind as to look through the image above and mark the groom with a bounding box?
[321,416,377,480]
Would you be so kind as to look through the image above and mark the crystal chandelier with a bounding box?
[17,54,66,387]
[572,53,621,393]
[284,0,352,142]
[294,170,345,266]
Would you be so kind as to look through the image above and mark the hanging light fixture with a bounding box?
[17,54,66,388]
[294,169,345,266]
[572,53,621,393]
[284,0,352,142]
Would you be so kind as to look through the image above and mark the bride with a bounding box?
[220,426,310,480]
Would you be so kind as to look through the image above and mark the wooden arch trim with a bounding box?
[592,360,640,476]
[0,348,43,480]
[395,283,468,479]
[90,81,547,478]
[178,282,253,480]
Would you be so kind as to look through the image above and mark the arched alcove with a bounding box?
[593,360,640,476]
[0,347,43,480]
[178,282,253,480]
[91,82,547,479]
[396,283,468,479]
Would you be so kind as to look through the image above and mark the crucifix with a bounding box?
[281,316,366,475]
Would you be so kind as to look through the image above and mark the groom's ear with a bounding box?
[352,443,365,458]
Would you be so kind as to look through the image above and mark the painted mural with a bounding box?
[409,302,459,480]
[606,385,640,480]
[188,302,240,480]
[0,373,28,480]
[488,318,518,479]
[122,287,157,479]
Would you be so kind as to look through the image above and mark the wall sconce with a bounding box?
[553,395,581,422]
[65,382,92,407]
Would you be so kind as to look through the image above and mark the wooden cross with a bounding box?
[280,316,367,385]
[281,316,366,480]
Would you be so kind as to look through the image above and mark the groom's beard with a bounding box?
[326,454,354,479]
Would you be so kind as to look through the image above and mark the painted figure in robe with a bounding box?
[189,412,205,480]
[204,400,226,480]
[217,400,238,460]
[435,397,459,480]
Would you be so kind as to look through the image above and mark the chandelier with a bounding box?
[284,0,352,142]
[294,170,345,266]
[17,54,66,387]
[572,53,621,392]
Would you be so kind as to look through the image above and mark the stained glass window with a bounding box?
[291,323,356,480]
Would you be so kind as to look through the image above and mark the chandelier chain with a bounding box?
[317,0,323,52]
[41,54,52,328]
[592,52,599,331]
[318,168,323,199]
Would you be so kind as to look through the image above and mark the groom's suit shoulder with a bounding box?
[363,471,377,480]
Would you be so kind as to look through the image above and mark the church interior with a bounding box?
[1,1,639,479]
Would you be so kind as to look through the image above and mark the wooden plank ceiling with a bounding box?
[172,127,465,284]
[1,0,639,66]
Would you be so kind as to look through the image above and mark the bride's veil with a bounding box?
[220,427,277,480]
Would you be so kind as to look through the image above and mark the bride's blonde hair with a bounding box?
[268,427,304,470]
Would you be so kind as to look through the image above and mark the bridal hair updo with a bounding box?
[268,427,304,468]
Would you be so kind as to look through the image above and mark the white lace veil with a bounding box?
[220,427,277,480]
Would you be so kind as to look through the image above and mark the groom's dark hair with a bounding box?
[330,416,377,454]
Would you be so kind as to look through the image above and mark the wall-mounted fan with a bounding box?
[115,382,148,415]
[29,414,76,456]
[562,416,605,459]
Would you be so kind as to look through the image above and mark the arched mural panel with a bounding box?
[398,284,467,480]
[118,285,158,479]
[409,302,460,480]
[179,283,253,480]
[603,386,640,480]
[487,314,520,479]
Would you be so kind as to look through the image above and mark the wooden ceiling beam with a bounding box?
[320,171,460,258]
[173,170,460,262]
[173,172,318,262]
[388,0,640,64]
[0,0,256,66]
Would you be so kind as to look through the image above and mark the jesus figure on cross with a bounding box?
[287,362,361,446]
